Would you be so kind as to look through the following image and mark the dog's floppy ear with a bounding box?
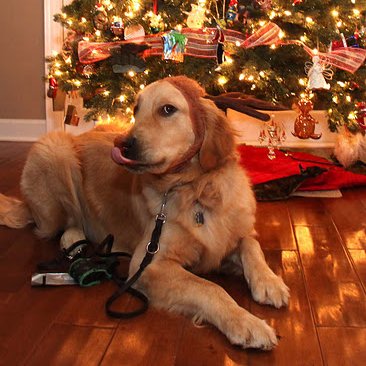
[199,98,236,172]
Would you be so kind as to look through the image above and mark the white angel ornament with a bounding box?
[305,55,333,90]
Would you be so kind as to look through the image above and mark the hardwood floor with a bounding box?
[0,141,365,366]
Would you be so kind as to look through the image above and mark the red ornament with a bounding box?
[292,0,303,5]
[47,77,58,99]
[356,102,366,130]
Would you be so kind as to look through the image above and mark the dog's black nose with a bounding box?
[122,136,139,160]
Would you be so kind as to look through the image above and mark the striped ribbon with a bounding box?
[77,22,366,73]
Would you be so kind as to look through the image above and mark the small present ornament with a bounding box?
[162,30,187,62]
[64,105,80,126]
[110,16,124,37]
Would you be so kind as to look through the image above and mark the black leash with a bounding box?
[35,188,173,319]
[104,188,170,318]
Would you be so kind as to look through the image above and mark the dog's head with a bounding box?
[112,76,235,174]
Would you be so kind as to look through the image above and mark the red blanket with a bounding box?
[238,145,366,191]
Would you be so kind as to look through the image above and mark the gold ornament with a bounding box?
[292,97,322,139]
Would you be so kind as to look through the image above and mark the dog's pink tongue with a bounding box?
[111,147,139,166]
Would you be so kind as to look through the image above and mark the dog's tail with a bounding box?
[0,193,33,228]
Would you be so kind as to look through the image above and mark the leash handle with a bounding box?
[105,213,166,318]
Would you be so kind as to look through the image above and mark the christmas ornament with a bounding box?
[162,30,187,62]
[292,97,322,139]
[110,16,124,37]
[47,77,58,99]
[144,11,164,33]
[124,24,145,41]
[305,55,333,90]
[292,0,303,5]
[185,3,207,29]
[356,102,366,130]
[64,105,80,126]
[226,0,238,26]
[112,43,150,73]
[254,0,272,11]
[258,114,286,160]
[212,25,225,64]
[82,64,96,78]
[94,3,108,31]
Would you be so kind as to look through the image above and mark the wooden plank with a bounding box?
[248,250,323,366]
[101,308,185,366]
[174,273,251,366]
[294,225,366,327]
[24,323,114,366]
[318,327,366,366]
[56,281,122,329]
[322,195,366,250]
[287,197,333,227]
[0,285,74,365]
[255,201,296,250]
[349,249,366,291]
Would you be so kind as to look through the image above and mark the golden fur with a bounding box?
[0,76,289,350]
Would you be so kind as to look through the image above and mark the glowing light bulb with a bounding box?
[270,44,276,49]
[103,90,110,96]
[259,71,265,78]
[128,70,136,77]
[81,17,87,23]
[353,9,360,16]
[54,70,62,76]
[306,17,314,24]
[95,30,101,37]
[332,96,339,103]
[299,78,306,86]
[348,111,356,120]
[139,84,145,90]
[235,41,241,47]
[73,80,81,87]
[239,73,245,81]
[284,11,292,16]
[248,75,254,81]
[346,95,352,102]
[337,20,343,27]
[331,10,339,17]
[218,76,228,85]
[118,95,125,102]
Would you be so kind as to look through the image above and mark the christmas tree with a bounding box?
[47,0,366,133]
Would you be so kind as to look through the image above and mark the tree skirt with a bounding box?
[238,146,366,199]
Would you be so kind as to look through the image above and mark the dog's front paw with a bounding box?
[225,310,278,350]
[250,271,289,308]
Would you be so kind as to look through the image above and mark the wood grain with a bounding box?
[1,141,366,365]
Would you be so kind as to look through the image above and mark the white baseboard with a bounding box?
[0,119,46,141]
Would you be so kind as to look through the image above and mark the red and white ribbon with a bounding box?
[77,22,366,73]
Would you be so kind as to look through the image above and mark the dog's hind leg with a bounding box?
[20,132,83,240]
[239,236,290,308]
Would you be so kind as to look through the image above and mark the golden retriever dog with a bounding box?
[0,76,289,350]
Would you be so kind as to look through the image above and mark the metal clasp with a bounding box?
[146,241,160,254]
[156,212,166,223]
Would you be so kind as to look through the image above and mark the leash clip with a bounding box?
[156,212,166,223]
[146,241,160,254]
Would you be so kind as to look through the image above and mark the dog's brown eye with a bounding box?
[159,104,177,117]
